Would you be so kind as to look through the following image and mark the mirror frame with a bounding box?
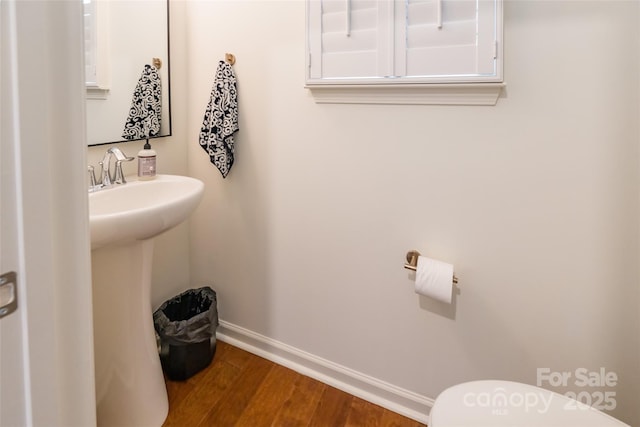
[88,0,172,147]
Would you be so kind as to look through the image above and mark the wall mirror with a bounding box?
[84,0,171,146]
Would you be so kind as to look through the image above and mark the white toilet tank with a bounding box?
[429,380,629,427]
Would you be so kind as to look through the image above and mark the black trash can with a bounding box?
[153,287,219,381]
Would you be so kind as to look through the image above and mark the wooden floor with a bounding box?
[163,340,427,427]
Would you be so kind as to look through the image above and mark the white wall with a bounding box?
[178,0,639,423]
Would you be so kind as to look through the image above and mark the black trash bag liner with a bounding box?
[154,286,218,345]
[153,286,219,380]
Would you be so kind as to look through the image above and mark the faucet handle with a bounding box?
[99,160,112,187]
[113,161,127,184]
[88,165,98,192]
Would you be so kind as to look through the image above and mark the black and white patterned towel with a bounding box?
[122,64,162,140]
[199,60,239,178]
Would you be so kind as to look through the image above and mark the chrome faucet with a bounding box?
[89,147,135,191]
[110,147,136,184]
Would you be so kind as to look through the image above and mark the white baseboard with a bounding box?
[216,320,433,424]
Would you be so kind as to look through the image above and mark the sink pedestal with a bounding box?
[91,239,168,426]
[88,175,204,425]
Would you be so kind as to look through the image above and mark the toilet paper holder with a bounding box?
[404,250,459,284]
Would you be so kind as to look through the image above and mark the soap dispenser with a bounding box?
[137,139,157,180]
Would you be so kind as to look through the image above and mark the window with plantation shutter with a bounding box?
[306,0,504,105]
[84,0,110,99]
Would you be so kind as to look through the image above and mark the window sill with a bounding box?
[86,86,110,100]
[305,82,505,106]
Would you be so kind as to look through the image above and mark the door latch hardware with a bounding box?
[0,271,17,319]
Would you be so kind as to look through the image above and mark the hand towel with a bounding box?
[122,64,162,140]
[198,60,239,178]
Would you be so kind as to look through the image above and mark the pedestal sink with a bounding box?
[89,175,204,426]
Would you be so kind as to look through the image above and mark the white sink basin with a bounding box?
[89,174,204,250]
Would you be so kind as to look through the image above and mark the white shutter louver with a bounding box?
[309,0,393,80]
[401,0,498,79]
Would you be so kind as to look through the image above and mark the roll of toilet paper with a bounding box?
[415,256,454,304]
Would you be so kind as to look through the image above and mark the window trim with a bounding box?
[305,0,504,105]
[305,82,505,105]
